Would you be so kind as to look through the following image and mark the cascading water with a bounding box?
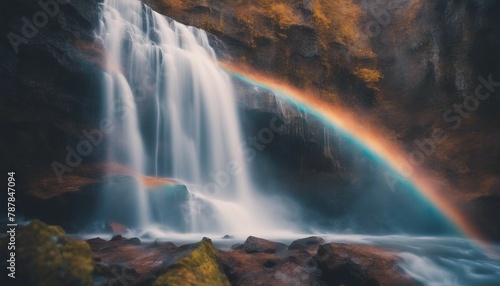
[90,2,500,283]
[97,0,292,236]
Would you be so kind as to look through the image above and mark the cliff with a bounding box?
[1,0,499,239]
[142,0,500,239]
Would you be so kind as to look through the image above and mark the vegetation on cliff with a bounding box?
[142,0,500,240]
[153,238,230,286]
[144,0,379,103]
[11,221,94,286]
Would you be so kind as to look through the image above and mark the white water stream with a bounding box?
[98,0,292,236]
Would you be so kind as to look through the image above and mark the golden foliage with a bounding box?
[311,0,371,57]
[234,0,301,32]
[156,0,380,89]
[161,0,190,10]
[266,2,301,29]
[354,68,383,85]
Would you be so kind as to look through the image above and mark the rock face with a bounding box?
[142,0,378,105]
[363,0,500,240]
[0,0,104,172]
[0,0,105,228]
[142,0,500,240]
[1,0,499,241]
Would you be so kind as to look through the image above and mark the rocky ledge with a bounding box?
[0,221,419,286]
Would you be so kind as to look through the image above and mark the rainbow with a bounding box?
[221,63,498,258]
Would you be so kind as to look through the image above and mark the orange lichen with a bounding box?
[354,68,383,85]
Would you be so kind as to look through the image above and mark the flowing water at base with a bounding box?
[94,1,500,285]
[78,231,500,286]
[322,235,500,286]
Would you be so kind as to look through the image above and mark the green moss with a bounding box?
[153,239,230,286]
[16,220,94,286]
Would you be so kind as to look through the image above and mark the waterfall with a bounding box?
[97,0,291,235]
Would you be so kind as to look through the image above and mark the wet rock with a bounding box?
[11,220,94,286]
[85,235,419,286]
[0,0,105,229]
[289,236,326,253]
[153,238,230,286]
[134,274,158,286]
[87,237,107,245]
[105,221,129,236]
[219,246,319,286]
[152,240,178,251]
[110,235,124,242]
[312,243,419,286]
[108,235,141,245]
[94,262,140,286]
[242,236,287,254]
[231,243,243,250]
[128,237,142,245]
[148,184,195,232]
[89,236,171,283]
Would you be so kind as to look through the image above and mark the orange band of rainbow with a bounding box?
[222,63,497,258]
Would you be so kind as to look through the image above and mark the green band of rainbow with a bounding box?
[222,63,497,258]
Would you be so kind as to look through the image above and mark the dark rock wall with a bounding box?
[1,0,499,239]
[219,0,500,237]
[0,0,104,222]
[363,0,500,239]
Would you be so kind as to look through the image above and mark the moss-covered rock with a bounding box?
[16,220,94,286]
[153,238,230,286]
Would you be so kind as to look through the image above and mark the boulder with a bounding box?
[219,246,319,286]
[110,235,124,242]
[242,236,287,254]
[83,235,421,286]
[148,183,194,232]
[151,240,178,251]
[289,236,325,253]
[88,238,166,283]
[312,243,419,286]
[9,220,94,286]
[231,243,243,250]
[153,238,230,286]
[109,235,141,245]
[128,237,142,246]
[105,221,129,236]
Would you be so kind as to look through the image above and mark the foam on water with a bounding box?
[97,0,294,235]
[94,1,500,284]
